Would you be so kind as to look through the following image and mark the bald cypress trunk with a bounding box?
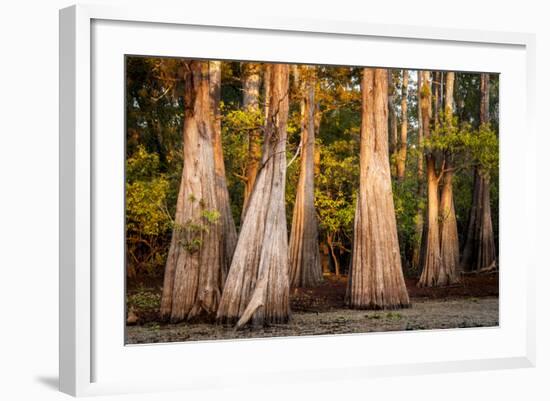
[411,70,424,270]
[217,64,290,328]
[289,66,323,287]
[438,72,460,283]
[418,71,443,287]
[461,73,497,271]
[388,72,398,174]
[160,61,223,322]
[396,70,408,181]
[209,61,237,281]
[241,63,262,221]
[346,68,410,309]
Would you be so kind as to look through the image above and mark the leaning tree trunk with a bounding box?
[217,64,290,328]
[209,61,238,281]
[346,68,410,309]
[396,70,408,181]
[289,66,323,287]
[438,71,460,283]
[418,71,443,287]
[461,73,497,271]
[160,61,223,322]
[241,63,262,221]
[411,70,424,270]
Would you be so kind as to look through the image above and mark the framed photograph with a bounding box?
[59,4,536,397]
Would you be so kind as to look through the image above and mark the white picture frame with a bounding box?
[59,3,536,397]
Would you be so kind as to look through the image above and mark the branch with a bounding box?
[232,172,248,183]
[287,138,303,168]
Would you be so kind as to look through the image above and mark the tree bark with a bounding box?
[160,61,223,322]
[461,73,497,271]
[438,72,460,283]
[289,66,323,287]
[388,72,398,173]
[411,70,424,270]
[418,152,443,287]
[396,70,408,181]
[209,61,238,281]
[217,64,291,328]
[418,71,443,287]
[241,63,262,221]
[346,68,410,309]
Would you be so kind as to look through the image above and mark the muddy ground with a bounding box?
[126,274,499,344]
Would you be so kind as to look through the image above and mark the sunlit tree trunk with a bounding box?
[438,71,460,283]
[241,63,262,221]
[289,66,323,287]
[346,68,410,309]
[418,71,443,287]
[461,73,497,271]
[396,70,408,180]
[388,72,398,174]
[411,70,424,270]
[209,61,238,281]
[217,64,291,328]
[160,61,223,322]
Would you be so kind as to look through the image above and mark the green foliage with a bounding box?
[423,117,499,175]
[127,287,161,311]
[172,208,220,254]
[126,147,171,237]
[125,146,171,277]
[202,209,221,224]
[315,138,359,268]
[392,172,422,267]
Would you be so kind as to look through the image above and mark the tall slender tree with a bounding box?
[396,70,409,180]
[217,64,291,328]
[411,70,425,270]
[289,66,323,287]
[346,68,410,309]
[160,61,223,322]
[241,63,262,220]
[461,73,497,271]
[388,72,399,173]
[438,72,460,281]
[209,61,238,280]
[418,71,442,287]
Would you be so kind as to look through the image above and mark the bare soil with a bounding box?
[126,273,498,344]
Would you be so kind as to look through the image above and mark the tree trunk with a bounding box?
[418,71,443,287]
[289,66,323,287]
[160,61,223,322]
[346,68,410,309]
[396,70,408,180]
[411,70,424,270]
[438,72,460,283]
[327,234,340,277]
[319,242,331,275]
[461,73,497,271]
[388,72,398,173]
[439,170,460,281]
[241,63,262,221]
[217,64,290,328]
[418,154,442,287]
[209,61,238,281]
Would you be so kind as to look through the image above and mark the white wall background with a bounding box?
[0,0,547,400]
